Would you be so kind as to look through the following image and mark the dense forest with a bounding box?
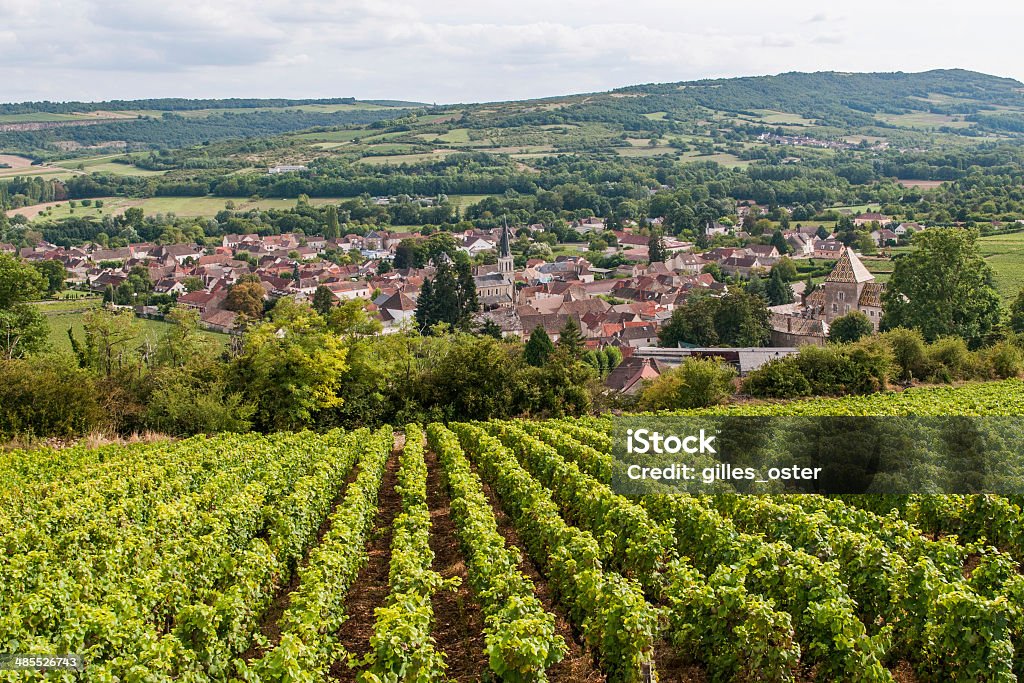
[0,108,415,158]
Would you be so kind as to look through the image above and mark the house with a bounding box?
[786,233,814,257]
[666,252,707,274]
[268,165,308,174]
[461,235,496,255]
[157,244,203,265]
[812,239,845,259]
[328,281,371,301]
[605,356,663,394]
[377,291,417,329]
[894,222,923,237]
[852,212,892,227]
[871,229,899,247]
[177,289,227,314]
[804,249,884,330]
[770,314,829,347]
[200,309,238,334]
[720,255,764,278]
[746,244,780,266]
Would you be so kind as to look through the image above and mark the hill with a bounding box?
[2,69,1023,164]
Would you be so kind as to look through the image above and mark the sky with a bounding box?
[2,0,1023,105]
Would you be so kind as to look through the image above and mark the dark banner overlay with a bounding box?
[609,416,1024,495]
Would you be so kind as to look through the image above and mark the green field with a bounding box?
[41,306,228,354]
[979,231,1024,301]
[0,112,98,123]
[26,196,353,221]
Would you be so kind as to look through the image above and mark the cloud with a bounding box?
[0,0,1020,104]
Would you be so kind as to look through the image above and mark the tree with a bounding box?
[766,268,794,306]
[659,292,770,348]
[415,259,477,332]
[312,285,336,316]
[772,257,797,282]
[701,263,723,282]
[830,311,874,344]
[804,274,818,298]
[746,273,767,301]
[636,357,736,410]
[0,305,48,360]
[156,307,216,368]
[648,230,667,263]
[79,308,142,377]
[225,281,265,320]
[557,316,584,358]
[770,229,789,255]
[0,254,47,360]
[1010,289,1024,334]
[524,325,555,366]
[881,228,1001,347]
[231,298,348,431]
[479,319,502,339]
[0,254,45,308]
[32,260,67,296]
[324,205,341,239]
[183,276,205,293]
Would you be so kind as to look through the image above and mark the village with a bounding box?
[1,203,925,393]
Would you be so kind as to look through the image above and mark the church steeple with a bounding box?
[498,218,513,275]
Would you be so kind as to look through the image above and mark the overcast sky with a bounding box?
[2,0,1022,104]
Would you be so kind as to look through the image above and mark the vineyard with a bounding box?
[3,380,1024,681]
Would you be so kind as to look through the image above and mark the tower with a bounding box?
[498,219,514,275]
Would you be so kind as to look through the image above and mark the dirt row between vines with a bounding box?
[241,456,366,662]
[331,442,405,681]
[470,460,705,683]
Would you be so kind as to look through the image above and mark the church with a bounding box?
[473,222,516,309]
[804,249,884,330]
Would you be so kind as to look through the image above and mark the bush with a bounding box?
[742,358,811,399]
[925,337,983,383]
[746,342,891,398]
[829,311,873,343]
[882,327,928,382]
[984,341,1024,380]
[637,357,736,410]
[0,357,105,438]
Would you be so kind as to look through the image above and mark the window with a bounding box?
[832,303,838,313]
[845,305,851,313]
[837,291,845,301]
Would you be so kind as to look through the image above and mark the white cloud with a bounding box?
[0,0,1020,103]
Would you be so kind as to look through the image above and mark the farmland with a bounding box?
[979,230,1024,301]
[4,380,1024,681]
[39,303,229,353]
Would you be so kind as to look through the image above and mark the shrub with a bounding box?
[984,341,1024,380]
[925,337,982,383]
[637,357,736,410]
[0,357,105,438]
[881,327,928,382]
[829,311,874,343]
[742,358,811,399]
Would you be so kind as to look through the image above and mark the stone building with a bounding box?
[804,249,884,329]
[473,222,516,309]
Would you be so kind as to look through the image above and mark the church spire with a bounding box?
[498,217,514,275]
[500,217,512,258]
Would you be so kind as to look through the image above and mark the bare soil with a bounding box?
[331,448,404,680]
[423,447,491,682]
[240,458,366,662]
[473,471,606,683]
